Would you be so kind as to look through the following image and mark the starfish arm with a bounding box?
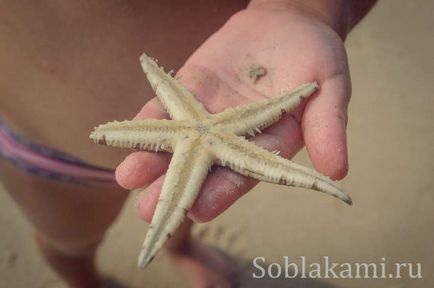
[138,137,213,269]
[211,132,352,205]
[89,119,190,152]
[140,53,210,121]
[210,82,318,136]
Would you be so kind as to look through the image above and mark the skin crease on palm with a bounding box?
[116,6,352,224]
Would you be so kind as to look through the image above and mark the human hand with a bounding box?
[116,3,351,222]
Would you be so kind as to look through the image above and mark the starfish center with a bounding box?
[195,124,210,134]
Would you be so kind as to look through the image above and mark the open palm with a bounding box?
[116,7,351,222]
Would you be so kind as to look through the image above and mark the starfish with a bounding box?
[90,53,352,269]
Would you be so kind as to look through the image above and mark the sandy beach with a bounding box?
[1,1,433,287]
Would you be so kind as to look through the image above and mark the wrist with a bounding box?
[248,0,351,40]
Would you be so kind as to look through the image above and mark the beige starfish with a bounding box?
[90,53,352,269]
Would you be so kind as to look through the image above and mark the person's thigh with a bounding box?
[0,157,128,256]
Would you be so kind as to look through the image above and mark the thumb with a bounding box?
[302,75,351,180]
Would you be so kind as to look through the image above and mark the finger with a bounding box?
[136,115,304,223]
[115,152,170,190]
[302,75,351,180]
[136,175,164,223]
[133,97,168,120]
[115,97,170,189]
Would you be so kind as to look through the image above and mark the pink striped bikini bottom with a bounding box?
[0,120,116,187]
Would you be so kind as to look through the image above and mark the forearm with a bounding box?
[248,0,378,40]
